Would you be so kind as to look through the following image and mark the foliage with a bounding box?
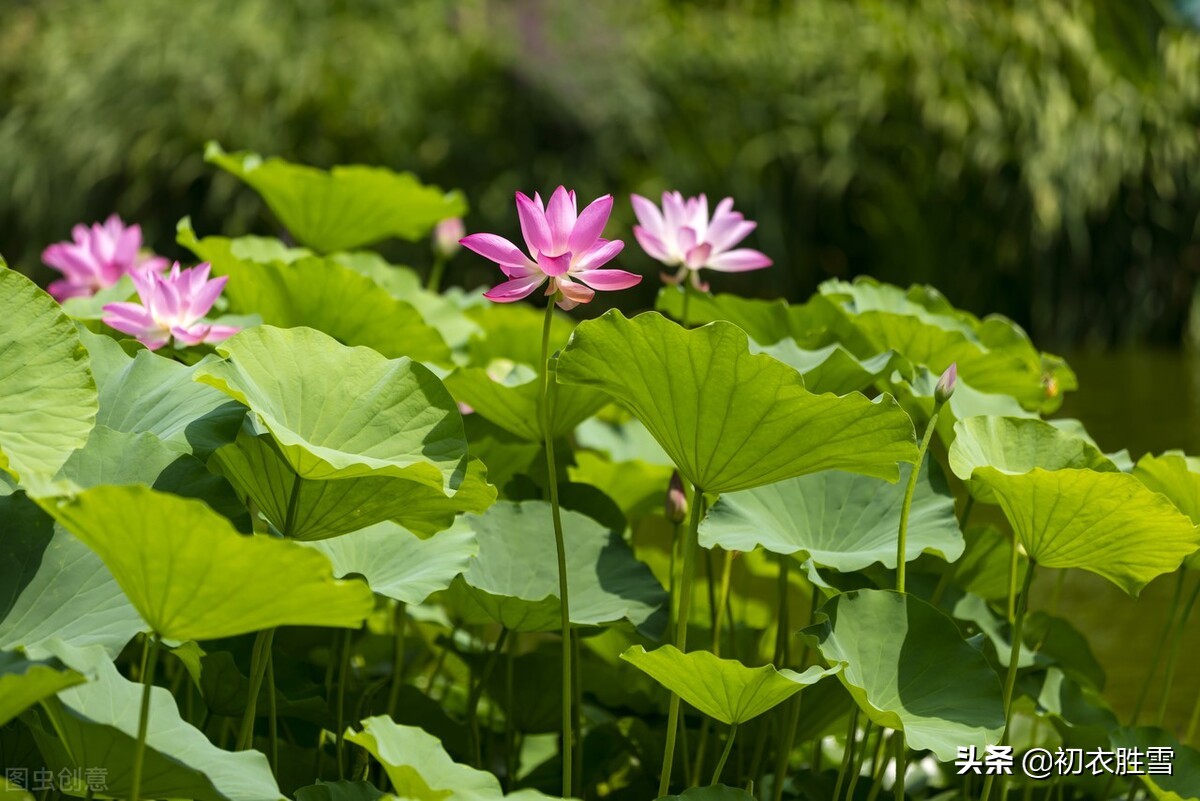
[2,146,1199,801]
[2,0,1200,344]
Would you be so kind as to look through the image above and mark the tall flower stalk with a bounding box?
[130,633,162,801]
[893,364,955,798]
[658,479,705,797]
[460,186,641,797]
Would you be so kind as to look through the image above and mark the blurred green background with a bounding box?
[2,0,1200,726]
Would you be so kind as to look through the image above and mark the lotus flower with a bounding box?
[433,217,465,259]
[631,192,772,290]
[935,362,958,405]
[102,262,240,350]
[42,215,169,302]
[460,187,641,310]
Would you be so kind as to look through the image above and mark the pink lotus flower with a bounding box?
[433,217,465,259]
[631,192,772,290]
[460,187,641,310]
[42,215,169,302]
[102,262,240,351]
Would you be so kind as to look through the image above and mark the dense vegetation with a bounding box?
[2,146,1199,800]
[2,0,1199,344]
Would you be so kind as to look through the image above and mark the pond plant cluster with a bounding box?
[1,144,1199,801]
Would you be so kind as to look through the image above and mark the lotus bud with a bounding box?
[433,217,465,259]
[664,470,688,524]
[934,362,957,406]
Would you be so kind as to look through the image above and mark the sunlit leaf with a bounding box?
[303,522,477,605]
[180,220,451,363]
[448,500,667,635]
[43,485,374,640]
[0,650,84,727]
[0,498,141,658]
[31,640,281,801]
[800,589,1005,760]
[620,644,838,725]
[211,427,494,539]
[556,311,917,492]
[346,716,555,801]
[445,362,608,442]
[1135,452,1200,569]
[206,142,465,252]
[0,269,97,491]
[195,325,469,491]
[753,340,902,396]
[700,460,962,572]
[969,467,1200,595]
[948,416,1117,503]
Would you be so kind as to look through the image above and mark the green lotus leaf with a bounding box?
[575,416,673,467]
[180,224,451,363]
[31,640,282,801]
[799,589,1005,760]
[444,362,608,442]
[206,142,465,252]
[449,500,667,635]
[699,460,962,572]
[80,327,246,458]
[0,498,141,658]
[0,777,32,801]
[463,302,577,369]
[1135,452,1200,569]
[294,781,388,801]
[303,522,477,605]
[660,786,757,801]
[970,467,1200,595]
[1110,726,1200,801]
[194,325,469,491]
[0,269,97,491]
[211,427,494,539]
[820,277,1072,411]
[568,451,675,523]
[655,287,874,355]
[59,275,137,321]
[556,311,917,492]
[346,716,555,801]
[43,485,374,640]
[656,286,794,344]
[950,524,1027,603]
[54,426,188,489]
[948,416,1117,503]
[753,340,902,396]
[620,644,838,725]
[0,650,84,727]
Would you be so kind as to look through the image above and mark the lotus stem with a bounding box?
[468,627,510,767]
[335,627,353,778]
[845,721,874,801]
[505,633,517,791]
[387,601,408,720]
[897,408,941,593]
[1155,574,1200,726]
[427,255,447,293]
[130,632,161,801]
[713,550,735,658]
[893,733,907,801]
[540,300,575,798]
[1187,687,1200,745]
[772,583,818,801]
[237,626,275,751]
[266,648,278,770]
[712,724,739,785]
[658,478,705,797]
[981,561,1037,801]
[832,706,860,801]
[1007,535,1021,623]
[864,730,892,801]
[1131,570,1184,724]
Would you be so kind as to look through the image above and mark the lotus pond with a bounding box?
[1,147,1199,801]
